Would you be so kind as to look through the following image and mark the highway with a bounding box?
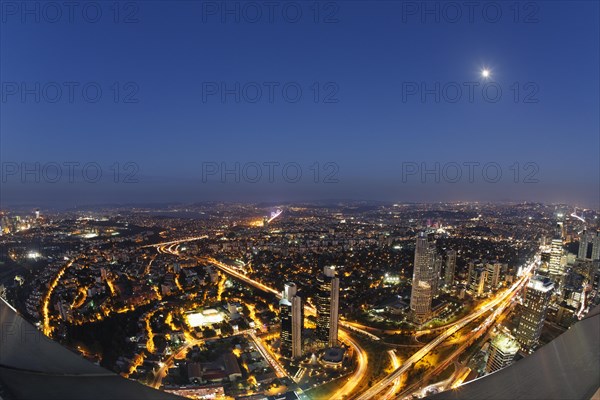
[140,235,209,249]
[204,257,371,399]
[248,330,291,380]
[382,350,402,400]
[154,239,536,400]
[42,258,77,336]
[353,257,537,400]
[153,245,371,399]
[328,328,370,399]
[396,297,517,400]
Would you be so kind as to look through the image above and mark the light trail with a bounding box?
[197,256,370,398]
[570,208,586,223]
[42,258,76,336]
[400,298,517,400]
[144,309,159,354]
[143,254,156,275]
[248,330,290,380]
[451,367,471,389]
[106,278,117,296]
[71,286,88,309]
[268,208,283,223]
[140,235,209,249]
[331,329,370,400]
[353,257,537,400]
[577,289,587,319]
[216,272,227,301]
[382,350,402,400]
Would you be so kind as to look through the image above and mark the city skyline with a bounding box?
[0,0,599,399]
[0,201,599,399]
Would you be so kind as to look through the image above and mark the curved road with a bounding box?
[154,244,371,400]
[353,257,537,400]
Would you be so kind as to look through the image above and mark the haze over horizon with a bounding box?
[1,1,599,209]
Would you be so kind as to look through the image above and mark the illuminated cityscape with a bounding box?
[0,203,599,399]
[0,1,598,399]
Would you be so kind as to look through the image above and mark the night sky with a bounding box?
[1,1,598,208]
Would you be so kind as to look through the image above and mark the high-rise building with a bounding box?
[486,333,520,374]
[578,229,589,259]
[515,275,554,353]
[485,263,501,292]
[468,265,486,296]
[444,250,457,288]
[591,231,600,261]
[548,223,564,284]
[290,296,303,358]
[467,261,475,282]
[280,282,303,359]
[316,267,339,348]
[410,233,435,324]
[431,252,442,297]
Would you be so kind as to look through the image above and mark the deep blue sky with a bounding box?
[1,0,598,209]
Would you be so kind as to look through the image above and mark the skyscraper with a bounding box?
[468,265,486,297]
[444,250,457,288]
[410,233,434,324]
[290,296,303,358]
[515,275,554,353]
[485,263,501,292]
[548,223,564,284]
[578,229,589,259]
[431,252,442,297]
[486,333,520,374]
[280,282,303,359]
[591,231,600,261]
[316,266,339,348]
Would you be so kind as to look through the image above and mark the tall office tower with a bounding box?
[548,223,564,283]
[515,275,554,353]
[578,229,589,259]
[290,296,303,358]
[467,261,475,282]
[431,252,442,297]
[410,233,434,324]
[468,265,486,296]
[283,282,297,300]
[486,333,520,374]
[280,282,303,359]
[316,266,340,348]
[591,231,600,261]
[444,250,457,288]
[485,263,501,292]
[555,221,564,238]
